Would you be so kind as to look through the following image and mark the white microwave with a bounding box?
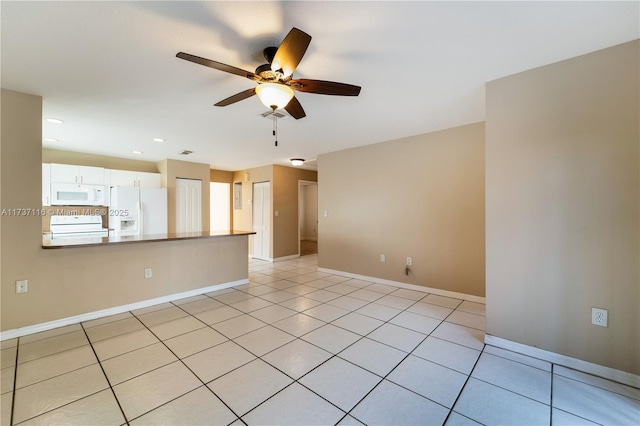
[51,183,106,206]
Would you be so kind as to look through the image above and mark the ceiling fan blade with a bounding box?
[177,52,260,81]
[271,28,312,78]
[214,88,257,107]
[285,96,306,120]
[290,79,361,96]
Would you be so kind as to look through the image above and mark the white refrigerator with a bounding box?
[110,186,167,236]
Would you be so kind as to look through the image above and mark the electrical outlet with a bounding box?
[406,257,412,266]
[591,308,608,327]
[16,280,28,293]
[380,254,386,262]
[144,268,153,279]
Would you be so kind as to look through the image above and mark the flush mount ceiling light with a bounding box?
[132,150,143,155]
[256,83,294,110]
[45,118,64,124]
[290,158,305,167]
[153,138,165,142]
[43,138,59,142]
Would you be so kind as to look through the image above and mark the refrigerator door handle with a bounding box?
[138,201,143,236]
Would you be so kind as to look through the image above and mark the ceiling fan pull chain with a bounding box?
[274,115,278,147]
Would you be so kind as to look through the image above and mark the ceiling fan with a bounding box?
[176,28,361,119]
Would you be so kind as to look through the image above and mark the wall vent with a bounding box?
[261,110,287,119]
[179,150,193,155]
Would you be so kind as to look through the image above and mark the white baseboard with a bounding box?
[0,278,249,341]
[273,254,301,262]
[317,268,485,303]
[485,335,640,389]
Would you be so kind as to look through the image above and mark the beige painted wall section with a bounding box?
[301,184,318,240]
[43,148,159,173]
[1,89,248,332]
[318,123,485,296]
[210,169,233,184]
[485,41,639,375]
[158,159,211,233]
[273,165,318,259]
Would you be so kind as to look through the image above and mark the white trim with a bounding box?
[317,268,485,303]
[0,278,249,341]
[273,254,300,262]
[485,335,640,388]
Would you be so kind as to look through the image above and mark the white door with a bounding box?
[176,178,202,233]
[210,182,230,231]
[252,181,271,260]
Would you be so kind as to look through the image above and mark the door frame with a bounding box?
[298,180,318,256]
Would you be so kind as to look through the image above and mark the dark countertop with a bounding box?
[42,230,255,249]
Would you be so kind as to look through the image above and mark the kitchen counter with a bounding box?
[42,230,255,249]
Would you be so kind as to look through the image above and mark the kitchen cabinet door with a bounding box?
[50,163,79,183]
[51,163,104,184]
[109,169,137,187]
[42,163,51,206]
[137,172,161,188]
[78,165,105,185]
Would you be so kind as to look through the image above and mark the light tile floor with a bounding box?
[1,254,639,425]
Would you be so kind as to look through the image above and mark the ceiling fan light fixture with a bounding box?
[256,83,294,110]
[290,158,305,167]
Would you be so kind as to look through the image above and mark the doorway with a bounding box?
[210,182,230,231]
[298,180,318,256]
[176,178,202,232]
[252,181,271,260]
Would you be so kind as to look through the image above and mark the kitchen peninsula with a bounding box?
[42,230,254,249]
[1,89,255,339]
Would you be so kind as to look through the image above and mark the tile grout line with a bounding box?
[126,305,247,425]
[550,363,555,425]
[441,342,487,425]
[9,339,19,426]
[80,321,130,426]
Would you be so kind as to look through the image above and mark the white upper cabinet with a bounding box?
[137,171,162,188]
[50,163,105,185]
[109,169,161,188]
[42,163,51,206]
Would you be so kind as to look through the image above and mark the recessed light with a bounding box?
[132,150,143,155]
[153,138,165,143]
[43,138,59,142]
[45,118,64,124]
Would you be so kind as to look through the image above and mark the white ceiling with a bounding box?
[2,1,638,171]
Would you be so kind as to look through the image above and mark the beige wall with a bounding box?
[485,40,639,375]
[43,148,159,173]
[273,165,318,259]
[210,169,233,184]
[1,89,248,332]
[158,159,211,233]
[318,123,485,296]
